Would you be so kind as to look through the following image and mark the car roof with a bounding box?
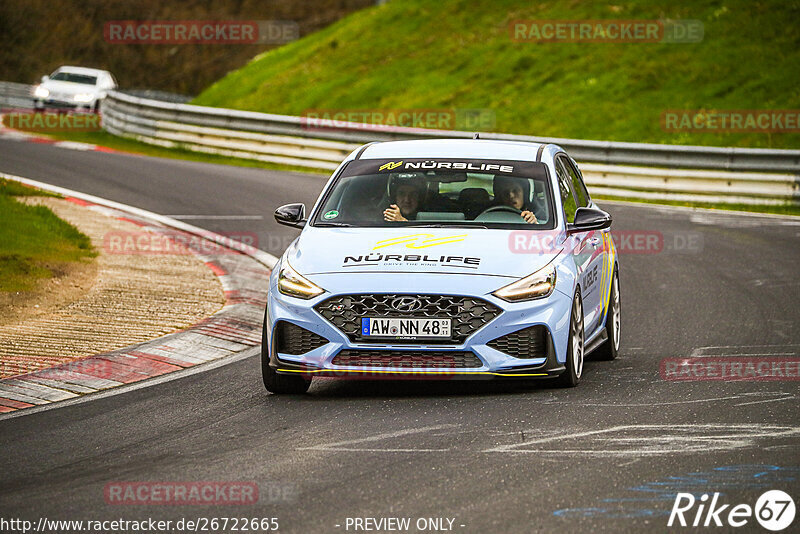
[53,66,110,76]
[354,139,562,163]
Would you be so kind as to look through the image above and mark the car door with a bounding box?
[555,155,604,337]
[561,155,608,336]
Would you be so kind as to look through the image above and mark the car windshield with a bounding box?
[313,158,555,229]
[50,72,98,85]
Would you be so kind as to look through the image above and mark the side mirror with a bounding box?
[275,203,306,229]
[567,207,612,234]
[41,75,49,83]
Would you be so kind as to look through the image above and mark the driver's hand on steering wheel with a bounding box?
[521,210,537,224]
[384,204,408,222]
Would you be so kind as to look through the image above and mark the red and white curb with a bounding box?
[0,126,124,154]
[0,172,278,417]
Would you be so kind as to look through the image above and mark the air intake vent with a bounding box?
[275,321,329,355]
[488,326,548,359]
[332,350,482,369]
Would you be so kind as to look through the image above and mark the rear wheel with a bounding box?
[554,290,584,388]
[261,314,311,394]
[593,269,620,361]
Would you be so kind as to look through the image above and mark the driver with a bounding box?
[383,174,425,222]
[492,176,537,224]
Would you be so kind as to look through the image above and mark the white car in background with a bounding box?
[33,66,117,112]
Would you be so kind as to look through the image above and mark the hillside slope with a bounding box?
[0,0,372,95]
[193,0,800,148]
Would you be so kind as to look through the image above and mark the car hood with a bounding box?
[287,227,564,279]
[42,80,98,95]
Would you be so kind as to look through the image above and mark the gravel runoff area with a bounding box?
[0,196,226,379]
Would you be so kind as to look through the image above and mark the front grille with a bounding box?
[275,321,329,355]
[332,350,482,368]
[315,294,500,344]
[488,325,548,359]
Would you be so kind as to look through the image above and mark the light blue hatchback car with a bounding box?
[263,139,620,393]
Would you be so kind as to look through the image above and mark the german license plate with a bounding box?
[361,317,451,338]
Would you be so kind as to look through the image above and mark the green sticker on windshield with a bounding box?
[323,210,339,220]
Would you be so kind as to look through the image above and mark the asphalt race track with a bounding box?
[1,138,798,533]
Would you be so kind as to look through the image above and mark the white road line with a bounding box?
[297,424,458,452]
[483,424,800,455]
[540,394,747,407]
[53,141,97,151]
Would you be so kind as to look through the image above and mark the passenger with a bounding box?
[493,176,538,224]
[383,175,425,222]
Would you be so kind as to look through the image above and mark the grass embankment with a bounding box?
[594,196,800,217]
[0,179,95,292]
[193,0,799,149]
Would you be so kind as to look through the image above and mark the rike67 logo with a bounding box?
[668,490,795,531]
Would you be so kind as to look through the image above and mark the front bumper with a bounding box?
[265,272,573,381]
[34,99,94,111]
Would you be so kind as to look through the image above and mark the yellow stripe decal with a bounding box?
[601,235,615,317]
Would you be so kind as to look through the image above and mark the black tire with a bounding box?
[260,314,311,394]
[593,268,620,361]
[554,290,584,388]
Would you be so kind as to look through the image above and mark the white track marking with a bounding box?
[297,424,458,452]
[483,424,800,456]
[690,344,800,357]
[53,141,97,151]
[734,392,796,407]
[541,394,747,407]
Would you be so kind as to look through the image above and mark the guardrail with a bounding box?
[0,82,34,109]
[1,82,798,205]
[100,91,799,205]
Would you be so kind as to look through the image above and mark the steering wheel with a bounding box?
[477,205,522,217]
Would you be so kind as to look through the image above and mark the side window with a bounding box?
[555,158,577,223]
[563,158,590,208]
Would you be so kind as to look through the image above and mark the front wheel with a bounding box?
[262,361,311,394]
[554,290,584,387]
[593,268,620,361]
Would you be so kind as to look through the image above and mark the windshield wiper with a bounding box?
[314,222,354,227]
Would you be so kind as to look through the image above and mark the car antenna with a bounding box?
[472,133,480,139]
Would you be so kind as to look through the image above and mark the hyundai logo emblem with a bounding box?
[390,296,423,313]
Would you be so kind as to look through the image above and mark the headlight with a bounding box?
[34,86,49,98]
[493,263,557,302]
[73,93,94,103]
[278,260,325,299]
